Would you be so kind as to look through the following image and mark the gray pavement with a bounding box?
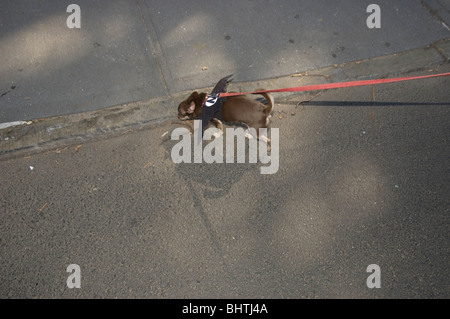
[0,63,449,298]
[1,0,449,123]
[0,0,450,300]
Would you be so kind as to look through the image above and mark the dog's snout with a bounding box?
[178,113,190,121]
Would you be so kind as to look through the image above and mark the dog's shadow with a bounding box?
[160,122,258,199]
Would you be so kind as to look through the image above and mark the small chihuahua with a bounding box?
[177,91,274,146]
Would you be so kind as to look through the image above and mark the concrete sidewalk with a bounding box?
[0,0,449,123]
[1,38,449,155]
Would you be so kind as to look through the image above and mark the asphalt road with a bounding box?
[1,63,449,298]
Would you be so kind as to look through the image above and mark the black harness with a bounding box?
[200,74,233,134]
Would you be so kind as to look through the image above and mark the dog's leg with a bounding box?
[254,126,271,152]
[210,118,224,138]
[245,131,254,139]
[245,126,271,152]
[244,126,255,140]
[265,114,272,127]
[258,135,271,152]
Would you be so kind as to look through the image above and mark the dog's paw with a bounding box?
[259,136,271,152]
[244,131,254,139]
[212,129,223,138]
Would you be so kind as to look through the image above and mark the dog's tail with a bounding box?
[253,91,274,115]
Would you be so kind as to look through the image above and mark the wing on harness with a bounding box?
[201,74,233,134]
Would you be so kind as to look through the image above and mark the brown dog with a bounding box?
[177,91,274,145]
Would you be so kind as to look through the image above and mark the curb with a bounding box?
[422,0,450,29]
[1,38,449,156]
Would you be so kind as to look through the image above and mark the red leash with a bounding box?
[218,72,450,97]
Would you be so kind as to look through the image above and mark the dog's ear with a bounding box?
[187,91,199,102]
[186,91,200,113]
